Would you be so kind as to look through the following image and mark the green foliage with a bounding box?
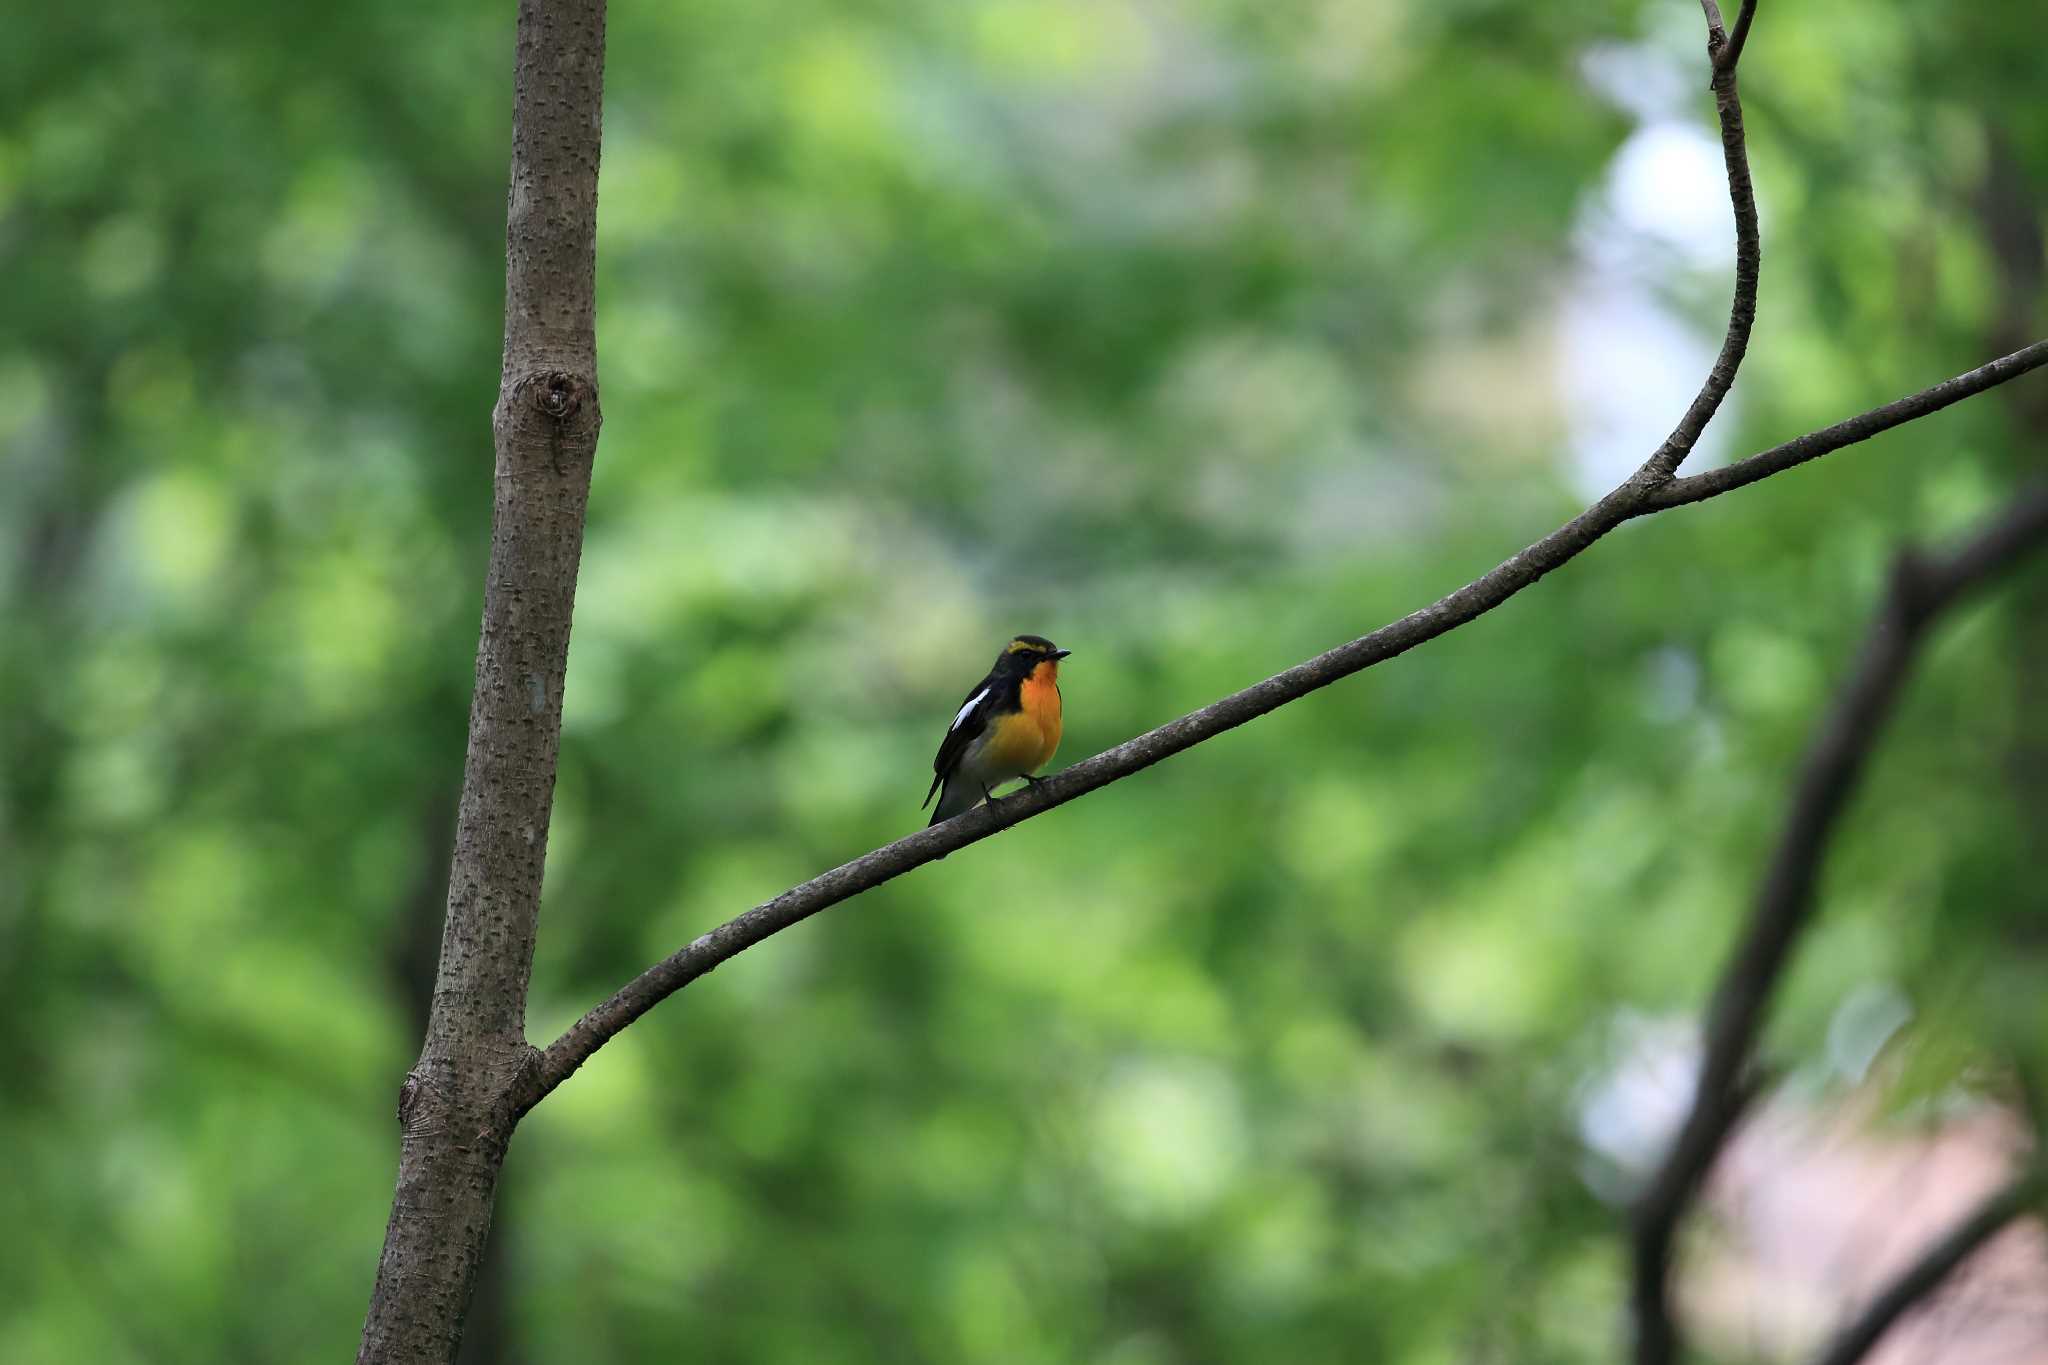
[3,0,2044,1361]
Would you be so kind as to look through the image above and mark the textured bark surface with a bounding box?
[355,0,606,1360]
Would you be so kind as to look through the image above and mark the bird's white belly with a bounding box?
[956,726,1032,786]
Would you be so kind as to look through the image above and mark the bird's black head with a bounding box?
[995,634,1071,673]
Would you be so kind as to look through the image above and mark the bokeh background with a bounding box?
[4,0,2046,1361]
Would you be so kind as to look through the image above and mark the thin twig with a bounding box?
[1629,486,2048,1365]
[1720,0,1760,74]
[1645,339,2048,510]
[1645,0,1761,483]
[1811,1173,2043,1365]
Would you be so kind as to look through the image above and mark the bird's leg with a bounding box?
[1019,773,1044,786]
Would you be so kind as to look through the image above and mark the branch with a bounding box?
[1629,486,2048,1365]
[513,0,1746,1112]
[1718,0,1760,76]
[1642,0,1760,483]
[1646,339,2048,510]
[1811,1173,2044,1365]
[515,1,2048,1113]
[523,354,2048,1114]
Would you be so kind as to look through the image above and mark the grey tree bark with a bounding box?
[354,0,606,1359]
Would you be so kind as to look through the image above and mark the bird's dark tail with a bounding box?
[927,776,978,826]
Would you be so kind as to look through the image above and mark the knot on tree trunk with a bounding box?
[522,369,592,421]
[493,368,602,477]
[397,1069,423,1127]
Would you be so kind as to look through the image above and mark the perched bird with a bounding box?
[924,634,1070,826]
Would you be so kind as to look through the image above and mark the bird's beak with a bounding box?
[1050,649,1072,660]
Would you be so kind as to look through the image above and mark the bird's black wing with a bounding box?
[924,681,996,807]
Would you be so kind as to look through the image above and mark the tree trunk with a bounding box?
[356,0,606,1359]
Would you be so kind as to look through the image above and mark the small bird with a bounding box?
[924,634,1070,825]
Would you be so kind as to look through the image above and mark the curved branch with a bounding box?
[524,372,2048,1115]
[1644,0,1761,483]
[1812,1173,2043,1365]
[517,1,2048,1113]
[1629,485,2048,1365]
[519,0,1767,1114]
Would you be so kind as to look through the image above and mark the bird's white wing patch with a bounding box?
[952,688,990,732]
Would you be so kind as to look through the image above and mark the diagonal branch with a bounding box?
[1628,485,2048,1365]
[515,6,2048,1116]
[1811,1172,2044,1365]
[1720,0,1760,76]
[1646,339,2048,510]
[523,371,2048,1115]
[516,0,1767,1114]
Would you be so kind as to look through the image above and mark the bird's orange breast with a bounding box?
[979,661,1064,777]
[1016,661,1063,767]
[983,664,1063,774]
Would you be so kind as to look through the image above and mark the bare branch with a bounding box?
[1646,0,1760,482]
[1811,1174,2044,1365]
[1629,486,2048,1365]
[518,0,1765,1112]
[526,384,2048,1114]
[516,1,2048,1116]
[1646,339,2048,510]
[1720,0,1760,75]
